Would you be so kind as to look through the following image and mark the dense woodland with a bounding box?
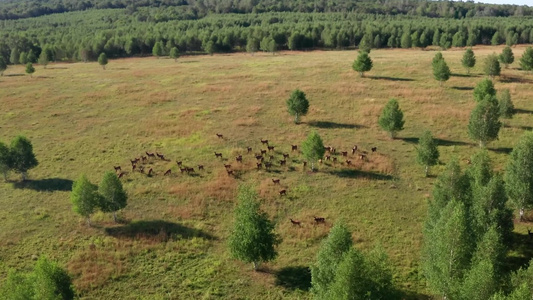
[1,1,533,64]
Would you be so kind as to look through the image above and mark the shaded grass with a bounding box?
[12,178,73,191]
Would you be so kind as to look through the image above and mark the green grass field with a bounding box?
[1,45,533,299]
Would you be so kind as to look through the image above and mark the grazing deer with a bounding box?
[132,164,137,172]
[146,152,155,158]
[352,145,358,154]
[260,149,267,155]
[114,166,121,172]
[279,160,286,166]
[256,163,262,169]
[260,139,269,145]
[528,229,533,240]
[325,155,331,161]
[176,161,183,166]
[290,219,301,226]
[138,166,145,173]
[303,161,307,168]
[371,147,377,153]
[324,146,332,152]
[198,165,204,171]
[283,153,289,159]
[216,133,224,139]
[247,146,252,153]
[164,169,171,176]
[291,145,298,151]
[130,159,138,165]
[186,167,194,173]
[264,162,272,169]
[279,189,287,196]
[226,169,234,176]
[214,152,223,158]
[255,155,263,161]
[224,164,232,169]
[359,154,366,161]
[156,152,165,160]
[314,216,326,224]
[345,160,352,166]
[179,167,187,173]
[332,157,337,163]
[235,155,243,163]
[272,178,280,184]
[267,146,275,151]
[141,156,147,163]
[341,151,348,157]
[118,172,125,178]
[148,168,153,176]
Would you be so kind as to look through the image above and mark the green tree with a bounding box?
[0,269,34,300]
[10,135,38,181]
[98,53,108,70]
[152,41,164,58]
[10,48,20,64]
[19,51,28,64]
[203,40,215,55]
[352,51,373,77]
[499,89,514,119]
[431,52,444,68]
[433,59,451,86]
[473,78,496,102]
[505,131,533,222]
[228,185,280,271]
[38,51,49,68]
[71,174,99,226]
[491,31,502,45]
[311,222,353,299]
[25,62,35,77]
[416,131,439,177]
[0,141,12,181]
[27,49,36,63]
[378,98,405,139]
[462,48,476,74]
[468,96,501,148]
[400,31,412,48]
[0,57,6,75]
[32,256,75,300]
[519,46,533,72]
[169,47,179,62]
[246,37,259,55]
[499,46,514,68]
[301,131,326,171]
[286,89,309,124]
[484,54,501,78]
[98,171,127,223]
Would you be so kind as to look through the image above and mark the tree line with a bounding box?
[2,8,533,64]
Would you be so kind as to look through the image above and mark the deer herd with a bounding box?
[112,133,378,227]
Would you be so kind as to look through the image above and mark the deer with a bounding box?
[359,154,366,161]
[214,152,223,158]
[114,166,121,172]
[141,156,147,163]
[216,133,224,139]
[118,172,125,178]
[260,149,267,155]
[314,216,326,224]
[255,155,263,161]
[156,152,165,160]
[146,151,155,158]
[371,147,377,153]
[176,161,183,166]
[290,219,301,226]
[352,145,358,154]
[132,164,137,172]
[345,160,352,166]
[130,159,138,166]
[138,166,145,173]
[226,170,234,176]
[147,168,153,176]
[260,139,269,145]
[267,145,275,151]
[164,169,171,176]
[291,145,298,151]
[179,167,187,173]
[235,155,243,163]
[256,163,262,169]
[264,162,272,169]
[247,146,252,153]
[279,160,286,166]
[279,189,287,196]
[282,153,289,159]
[341,151,348,157]
[325,155,331,161]
[528,228,533,240]
[186,167,194,173]
[272,178,280,184]
[198,165,204,171]
[224,164,232,169]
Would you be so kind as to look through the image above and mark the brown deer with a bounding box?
[156,152,165,160]
[314,216,326,224]
[247,146,252,153]
[255,155,263,161]
[359,154,366,160]
[260,149,267,155]
[291,145,298,151]
[260,139,269,145]
[198,165,204,171]
[226,170,234,176]
[345,160,352,166]
[176,161,183,166]
[235,155,243,163]
[264,162,272,169]
[132,164,137,172]
[332,157,337,163]
[214,152,223,158]
[279,160,286,166]
[267,146,275,151]
[118,172,125,178]
[114,166,121,172]
[186,167,194,173]
[148,168,153,176]
[138,166,145,173]
[341,151,348,157]
[256,163,262,169]
[146,152,155,158]
[130,159,138,165]
[141,156,147,163]
[325,155,331,161]
[290,219,301,226]
[279,189,287,196]
[164,169,171,176]
[282,153,290,159]
[216,133,224,139]
[371,147,377,153]
[179,167,187,173]
[272,178,280,184]
[303,161,307,168]
[224,164,232,169]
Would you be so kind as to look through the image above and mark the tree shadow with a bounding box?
[307,121,366,129]
[451,73,476,78]
[488,147,513,154]
[369,75,414,82]
[47,67,68,70]
[400,137,472,147]
[4,73,25,77]
[328,169,394,181]
[515,108,533,115]
[274,266,311,291]
[451,86,474,91]
[503,123,533,131]
[104,220,216,241]
[499,75,533,84]
[12,178,73,191]
[504,232,533,273]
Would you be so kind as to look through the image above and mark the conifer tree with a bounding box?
[301,131,325,171]
[468,96,501,148]
[98,171,127,223]
[505,132,533,222]
[499,46,514,68]
[352,51,373,77]
[462,48,476,74]
[416,131,439,177]
[378,98,405,138]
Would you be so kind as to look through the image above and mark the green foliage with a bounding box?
[0,269,34,300]
[504,131,533,221]
[71,174,99,226]
[38,51,49,68]
[10,48,20,64]
[0,57,6,75]
[462,48,476,74]
[27,49,36,63]
[286,89,309,124]
[228,185,280,270]
[519,46,533,72]
[311,222,353,298]
[433,58,450,85]
[491,31,502,45]
[25,62,35,76]
[358,34,372,53]
[499,89,514,119]
[484,54,501,77]
[468,96,501,148]
[32,256,75,300]
[98,171,127,222]
[416,131,439,177]
[378,98,404,138]
[9,135,38,180]
[246,38,259,54]
[460,258,497,300]
[19,51,28,64]
[169,47,179,61]
[400,31,411,48]
[473,78,496,102]
[0,141,12,181]
[431,52,443,68]
[301,131,325,170]
[352,51,373,77]
[498,46,514,68]
[152,41,164,58]
[98,52,108,69]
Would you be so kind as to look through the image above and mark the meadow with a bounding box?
[1,45,533,299]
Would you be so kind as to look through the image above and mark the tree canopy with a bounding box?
[416,131,440,177]
[378,98,405,138]
[352,51,373,77]
[462,48,476,74]
[301,131,326,171]
[286,89,310,124]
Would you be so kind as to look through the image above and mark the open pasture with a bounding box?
[1,45,533,299]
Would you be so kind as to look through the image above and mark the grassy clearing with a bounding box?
[1,45,533,299]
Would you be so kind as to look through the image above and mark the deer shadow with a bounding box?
[274,266,311,291]
[104,220,216,241]
[369,75,414,82]
[328,169,394,181]
[400,137,472,147]
[12,178,73,191]
[307,121,366,129]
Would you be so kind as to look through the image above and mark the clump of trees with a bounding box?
[505,132,533,222]
[378,98,405,139]
[352,51,373,77]
[0,135,38,181]
[228,185,280,271]
[0,256,75,299]
[311,222,398,299]
[286,89,309,124]
[71,171,128,225]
